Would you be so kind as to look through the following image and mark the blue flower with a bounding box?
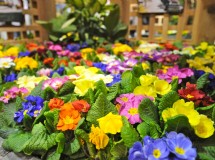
[93,62,107,72]
[14,110,24,123]
[128,142,146,160]
[50,67,65,77]
[194,70,205,78]
[18,51,30,57]
[165,131,197,160]
[144,139,169,160]
[4,73,17,82]
[106,74,121,87]
[67,44,80,52]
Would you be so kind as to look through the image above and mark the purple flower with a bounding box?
[93,62,107,72]
[50,67,65,77]
[144,139,169,160]
[4,73,17,82]
[128,142,146,160]
[18,51,30,57]
[165,131,197,160]
[67,44,80,52]
[14,110,24,123]
[123,59,138,68]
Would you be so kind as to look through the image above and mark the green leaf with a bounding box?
[41,87,57,100]
[212,106,215,123]
[132,65,145,78]
[30,80,44,96]
[171,78,178,91]
[164,115,192,133]
[120,71,138,94]
[158,91,179,112]
[44,109,59,133]
[58,81,75,96]
[2,102,16,127]
[110,140,127,159]
[61,18,76,29]
[86,93,117,125]
[2,132,31,152]
[47,151,61,160]
[197,73,209,89]
[198,146,215,160]
[23,123,57,155]
[121,117,139,147]
[137,122,160,139]
[70,138,81,154]
[107,83,120,101]
[83,88,95,106]
[55,133,66,154]
[33,101,50,126]
[23,114,34,131]
[95,80,107,96]
[15,96,23,110]
[138,98,159,124]
[0,127,19,139]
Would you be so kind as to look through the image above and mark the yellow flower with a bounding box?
[133,86,157,98]
[74,66,99,76]
[154,79,171,95]
[112,43,132,55]
[162,108,178,122]
[73,79,95,96]
[193,115,214,138]
[80,48,95,60]
[4,47,19,57]
[196,42,208,50]
[142,62,150,70]
[0,45,3,50]
[89,125,109,150]
[97,112,123,134]
[139,74,158,86]
[14,57,38,70]
[16,76,37,91]
[182,47,197,55]
[173,99,200,126]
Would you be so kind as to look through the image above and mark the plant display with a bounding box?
[0,40,214,159]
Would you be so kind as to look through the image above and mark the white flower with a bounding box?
[0,58,15,68]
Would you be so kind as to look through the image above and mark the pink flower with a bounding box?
[57,50,70,57]
[48,44,62,52]
[42,77,69,91]
[37,68,53,77]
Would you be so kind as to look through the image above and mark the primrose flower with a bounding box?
[128,142,145,160]
[72,100,90,112]
[154,79,171,95]
[0,57,15,68]
[48,98,64,110]
[112,43,132,55]
[14,57,38,70]
[3,47,19,57]
[165,131,197,159]
[4,73,17,82]
[97,112,123,134]
[73,79,95,96]
[80,48,94,60]
[140,74,158,86]
[37,68,53,77]
[48,44,62,51]
[89,125,109,150]
[42,77,68,91]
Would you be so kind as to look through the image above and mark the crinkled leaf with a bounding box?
[55,133,66,154]
[33,101,50,126]
[86,93,117,125]
[158,91,179,112]
[23,123,57,155]
[212,106,215,123]
[121,116,139,147]
[110,140,127,159]
[2,102,16,127]
[95,80,107,96]
[83,88,95,106]
[0,127,19,139]
[198,146,215,160]
[44,109,59,133]
[41,86,57,100]
[132,65,145,78]
[58,81,74,96]
[120,71,138,94]
[2,132,31,152]
[30,80,44,96]
[164,115,192,133]
[23,114,34,131]
[138,98,159,124]
[47,151,61,160]
[107,83,120,101]
[197,73,209,89]
[171,78,178,91]
[15,96,23,110]
[137,122,160,139]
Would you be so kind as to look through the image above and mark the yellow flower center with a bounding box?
[63,116,74,125]
[23,110,28,115]
[186,94,194,99]
[175,147,185,155]
[34,110,40,116]
[197,126,205,134]
[3,62,9,67]
[128,108,138,115]
[121,97,128,102]
[172,76,178,80]
[153,149,161,158]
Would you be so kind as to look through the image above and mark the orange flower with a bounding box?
[72,100,90,112]
[26,43,39,52]
[58,59,68,66]
[48,98,64,110]
[43,57,54,67]
[85,60,93,67]
[57,102,81,131]
[96,47,106,54]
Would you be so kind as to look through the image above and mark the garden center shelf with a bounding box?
[0,0,56,44]
[111,0,215,45]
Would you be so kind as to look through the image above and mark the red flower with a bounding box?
[43,57,54,67]
[48,98,64,110]
[72,100,90,112]
[58,60,68,66]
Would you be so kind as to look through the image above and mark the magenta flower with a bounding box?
[42,77,69,91]
[37,68,53,77]
[157,65,194,83]
[57,50,70,57]
[48,44,62,52]
[123,59,138,67]
[123,51,141,59]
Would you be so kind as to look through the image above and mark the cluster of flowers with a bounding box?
[129,132,197,160]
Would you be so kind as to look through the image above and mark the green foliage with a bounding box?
[137,122,160,139]
[47,151,61,160]
[42,87,57,100]
[107,83,120,101]
[1,102,17,127]
[58,81,75,96]
[198,146,215,160]
[171,78,178,91]
[120,71,138,94]
[197,73,209,89]
[95,80,108,96]
[44,109,59,133]
[132,64,145,78]
[158,91,179,112]
[22,123,58,155]
[86,93,117,125]
[55,133,66,154]
[2,132,31,152]
[110,140,127,159]
[30,80,44,96]
[15,96,23,110]
[33,102,50,126]
[121,117,139,147]
[138,98,159,124]
[83,88,95,106]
